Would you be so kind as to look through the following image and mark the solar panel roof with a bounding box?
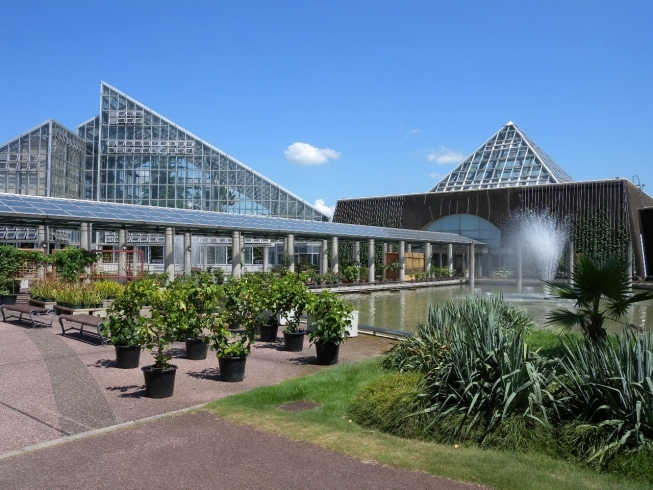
[0,193,483,245]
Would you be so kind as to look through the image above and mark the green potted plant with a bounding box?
[386,261,402,281]
[178,270,224,360]
[308,290,352,365]
[215,275,265,381]
[0,245,25,305]
[375,263,387,282]
[135,283,187,398]
[103,278,158,369]
[29,278,60,308]
[342,265,360,283]
[359,266,369,283]
[93,280,123,306]
[268,274,313,352]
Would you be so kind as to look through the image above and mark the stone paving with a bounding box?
[0,316,392,455]
[0,317,487,489]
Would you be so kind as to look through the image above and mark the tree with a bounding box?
[545,255,653,342]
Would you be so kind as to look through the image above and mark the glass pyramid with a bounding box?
[77,82,329,221]
[429,122,572,192]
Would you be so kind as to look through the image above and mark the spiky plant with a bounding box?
[553,328,653,464]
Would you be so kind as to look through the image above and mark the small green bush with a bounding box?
[348,372,427,439]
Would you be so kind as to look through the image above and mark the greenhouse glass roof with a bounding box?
[429,122,572,192]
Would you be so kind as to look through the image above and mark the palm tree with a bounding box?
[545,255,653,343]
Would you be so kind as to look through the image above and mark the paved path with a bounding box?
[0,317,483,489]
[0,317,392,455]
[0,410,481,490]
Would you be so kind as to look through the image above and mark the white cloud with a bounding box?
[429,172,444,180]
[406,128,421,137]
[426,146,465,165]
[284,142,341,165]
[313,199,334,218]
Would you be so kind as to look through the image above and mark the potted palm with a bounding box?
[103,278,158,369]
[308,290,352,365]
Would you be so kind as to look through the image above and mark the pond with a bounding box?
[343,283,653,335]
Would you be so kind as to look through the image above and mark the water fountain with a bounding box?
[515,209,568,295]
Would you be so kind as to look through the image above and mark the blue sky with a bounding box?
[1,1,651,217]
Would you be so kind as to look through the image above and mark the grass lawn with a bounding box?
[206,356,650,490]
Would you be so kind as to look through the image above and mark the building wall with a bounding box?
[334,179,653,277]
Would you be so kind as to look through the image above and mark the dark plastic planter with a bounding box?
[218,356,247,382]
[185,338,208,360]
[115,344,141,369]
[0,295,18,306]
[283,330,306,352]
[259,323,279,342]
[142,364,177,398]
[315,341,340,365]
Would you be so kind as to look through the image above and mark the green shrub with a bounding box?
[52,247,97,282]
[383,295,535,374]
[418,307,553,440]
[552,328,653,464]
[348,372,427,439]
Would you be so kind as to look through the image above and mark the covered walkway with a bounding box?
[0,193,484,284]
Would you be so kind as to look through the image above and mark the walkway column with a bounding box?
[424,243,432,272]
[382,242,388,280]
[184,231,192,275]
[406,244,412,253]
[516,243,523,292]
[240,235,246,273]
[448,244,453,274]
[79,223,91,280]
[568,240,575,286]
[165,227,175,282]
[321,239,328,276]
[231,231,241,278]
[262,244,269,272]
[118,228,127,278]
[353,241,360,280]
[331,237,339,274]
[469,243,476,292]
[368,238,375,283]
[38,225,47,279]
[80,223,89,251]
[87,223,93,251]
[287,234,295,273]
[399,240,405,282]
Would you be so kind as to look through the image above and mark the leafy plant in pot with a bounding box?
[308,290,352,365]
[176,271,225,360]
[135,285,184,398]
[270,274,313,352]
[103,278,158,369]
[0,245,25,305]
[215,276,265,381]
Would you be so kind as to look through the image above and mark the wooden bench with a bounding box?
[58,314,106,344]
[0,304,56,328]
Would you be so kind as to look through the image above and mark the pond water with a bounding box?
[343,283,653,335]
